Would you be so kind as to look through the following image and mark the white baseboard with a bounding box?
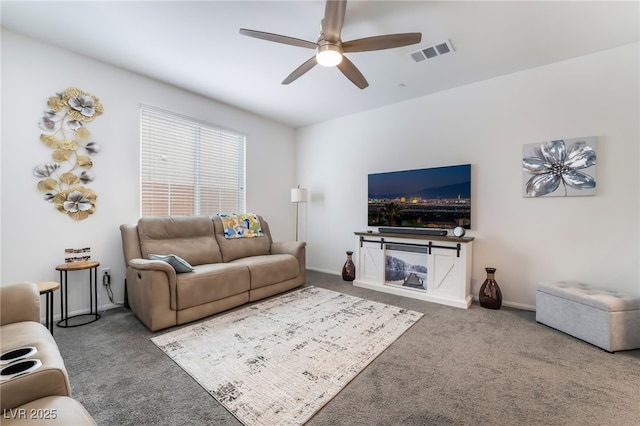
[40,301,123,323]
[501,300,536,311]
[44,272,535,323]
[306,267,537,311]
[306,266,341,276]
[470,295,535,311]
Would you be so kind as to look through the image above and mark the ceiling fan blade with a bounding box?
[239,28,317,49]
[336,56,369,89]
[322,0,347,42]
[342,33,422,52]
[282,56,318,85]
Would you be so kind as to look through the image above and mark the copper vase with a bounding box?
[342,251,356,281]
[479,267,502,309]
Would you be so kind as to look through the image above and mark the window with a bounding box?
[140,106,245,216]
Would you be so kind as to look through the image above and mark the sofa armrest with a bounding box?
[128,258,176,275]
[0,282,40,326]
[271,241,306,258]
[127,259,178,310]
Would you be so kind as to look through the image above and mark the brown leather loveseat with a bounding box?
[120,214,306,332]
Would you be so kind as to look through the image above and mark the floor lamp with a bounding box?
[290,186,308,241]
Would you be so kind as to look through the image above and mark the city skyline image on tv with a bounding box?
[368,164,471,229]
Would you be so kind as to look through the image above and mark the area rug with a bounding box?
[151,286,423,426]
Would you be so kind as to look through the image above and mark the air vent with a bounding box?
[410,39,454,63]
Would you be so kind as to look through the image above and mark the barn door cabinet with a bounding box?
[353,231,474,309]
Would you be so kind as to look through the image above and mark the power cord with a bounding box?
[102,271,123,306]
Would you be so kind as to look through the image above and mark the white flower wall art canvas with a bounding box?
[522,137,597,197]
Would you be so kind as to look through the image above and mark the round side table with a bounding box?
[56,261,101,327]
[36,281,60,335]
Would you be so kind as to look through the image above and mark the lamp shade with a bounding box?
[291,187,308,203]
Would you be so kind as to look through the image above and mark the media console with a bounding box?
[353,231,474,308]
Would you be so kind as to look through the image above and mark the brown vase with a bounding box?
[342,251,356,281]
[479,267,502,309]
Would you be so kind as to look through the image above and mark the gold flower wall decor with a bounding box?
[34,87,103,220]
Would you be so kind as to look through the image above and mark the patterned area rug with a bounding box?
[151,286,423,426]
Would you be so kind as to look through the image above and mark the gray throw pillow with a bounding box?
[148,254,194,273]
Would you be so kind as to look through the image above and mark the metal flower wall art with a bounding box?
[522,137,597,197]
[34,87,104,220]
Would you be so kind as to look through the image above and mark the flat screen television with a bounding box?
[368,164,471,230]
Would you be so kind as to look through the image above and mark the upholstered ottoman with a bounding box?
[536,281,640,352]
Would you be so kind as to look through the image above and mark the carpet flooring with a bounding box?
[54,271,640,425]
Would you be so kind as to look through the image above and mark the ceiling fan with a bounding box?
[239,0,421,89]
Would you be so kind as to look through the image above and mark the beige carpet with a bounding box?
[151,286,423,426]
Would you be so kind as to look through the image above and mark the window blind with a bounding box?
[140,106,246,216]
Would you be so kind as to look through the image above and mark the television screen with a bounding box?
[368,164,471,230]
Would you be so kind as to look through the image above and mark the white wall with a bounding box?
[2,28,638,314]
[1,29,297,316]
[296,43,640,309]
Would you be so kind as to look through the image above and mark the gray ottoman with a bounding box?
[536,281,640,352]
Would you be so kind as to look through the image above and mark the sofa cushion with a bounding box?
[231,254,300,289]
[138,216,222,266]
[176,263,250,310]
[212,216,270,262]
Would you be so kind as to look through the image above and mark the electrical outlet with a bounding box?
[101,268,111,286]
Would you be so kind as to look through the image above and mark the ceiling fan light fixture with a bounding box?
[316,44,343,67]
[240,0,421,88]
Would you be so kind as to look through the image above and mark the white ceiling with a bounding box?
[2,1,638,128]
